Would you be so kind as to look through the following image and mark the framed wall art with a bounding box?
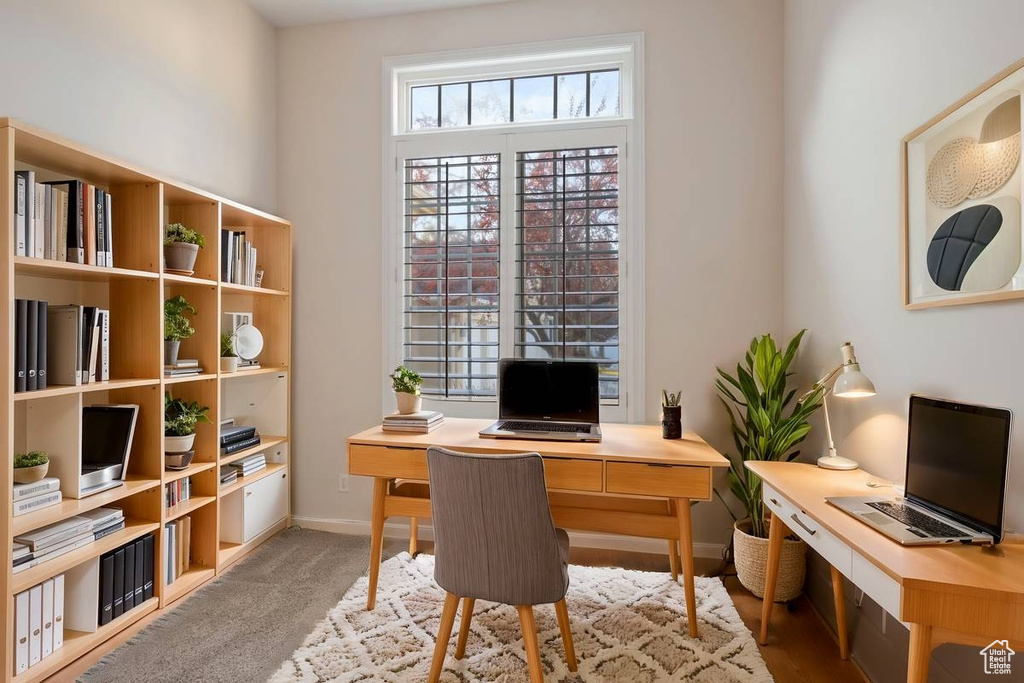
[902,58,1024,309]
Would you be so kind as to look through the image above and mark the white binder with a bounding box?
[53,574,65,650]
[15,590,29,674]
[29,584,42,666]
[42,579,54,658]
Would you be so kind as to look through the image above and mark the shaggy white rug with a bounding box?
[270,553,773,682]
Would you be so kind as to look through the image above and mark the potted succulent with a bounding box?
[164,295,197,366]
[164,393,210,469]
[390,365,423,415]
[14,451,49,484]
[715,330,824,602]
[164,222,206,275]
[220,332,239,373]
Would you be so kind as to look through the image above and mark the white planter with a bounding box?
[13,462,48,484]
[395,392,422,415]
[221,356,239,373]
[165,433,196,454]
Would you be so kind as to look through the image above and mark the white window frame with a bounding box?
[383,33,645,424]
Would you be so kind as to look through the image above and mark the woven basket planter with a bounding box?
[733,518,807,602]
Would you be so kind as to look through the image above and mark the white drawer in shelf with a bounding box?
[763,484,852,577]
[221,469,288,544]
[851,551,902,619]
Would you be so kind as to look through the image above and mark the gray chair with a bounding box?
[425,446,577,683]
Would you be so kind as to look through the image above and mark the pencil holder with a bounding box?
[662,405,682,439]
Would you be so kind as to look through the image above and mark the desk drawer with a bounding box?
[606,462,710,499]
[851,551,902,619]
[763,484,851,576]
[544,457,603,492]
[349,444,428,479]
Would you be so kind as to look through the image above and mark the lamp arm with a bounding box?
[822,393,836,454]
[797,363,843,403]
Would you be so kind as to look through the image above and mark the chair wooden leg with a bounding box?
[409,517,419,557]
[667,539,680,581]
[455,597,475,659]
[830,565,849,660]
[516,605,545,683]
[554,599,577,672]
[429,593,459,683]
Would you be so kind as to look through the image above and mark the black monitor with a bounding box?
[905,395,1011,540]
[498,359,600,424]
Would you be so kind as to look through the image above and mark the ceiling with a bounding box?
[247,0,519,27]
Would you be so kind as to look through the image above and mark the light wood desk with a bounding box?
[750,461,1024,682]
[348,417,729,636]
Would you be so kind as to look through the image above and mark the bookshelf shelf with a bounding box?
[218,462,286,498]
[12,520,160,594]
[11,477,160,536]
[219,435,287,465]
[2,118,292,682]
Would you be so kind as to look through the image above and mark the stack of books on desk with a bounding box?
[219,465,238,488]
[228,453,266,478]
[382,411,444,434]
[164,359,203,378]
[12,478,62,517]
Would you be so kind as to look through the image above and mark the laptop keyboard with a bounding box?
[499,421,585,433]
[866,501,966,538]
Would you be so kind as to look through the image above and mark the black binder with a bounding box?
[26,301,37,391]
[143,535,154,600]
[15,299,26,393]
[36,301,47,390]
[112,548,125,619]
[99,552,114,626]
[123,547,135,612]
[133,539,145,604]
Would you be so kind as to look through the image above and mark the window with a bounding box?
[385,34,644,422]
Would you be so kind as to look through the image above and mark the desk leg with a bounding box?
[759,514,790,645]
[367,477,388,611]
[830,565,849,660]
[675,498,698,638]
[907,624,933,683]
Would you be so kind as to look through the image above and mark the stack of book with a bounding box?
[45,304,110,388]
[82,507,126,540]
[13,574,65,674]
[12,478,62,517]
[382,411,445,434]
[14,173,113,267]
[14,299,47,393]
[164,358,203,378]
[220,424,260,456]
[219,465,238,488]
[14,516,96,574]
[236,359,261,371]
[220,230,260,286]
[228,453,266,478]
[164,517,191,586]
[98,535,154,627]
[165,477,192,508]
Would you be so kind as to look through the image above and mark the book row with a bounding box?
[14,300,110,393]
[221,230,263,287]
[14,172,114,267]
[98,535,155,626]
[165,477,193,509]
[13,574,64,676]
[164,516,192,586]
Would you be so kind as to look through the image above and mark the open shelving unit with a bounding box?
[0,118,292,682]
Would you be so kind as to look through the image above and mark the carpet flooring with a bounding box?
[79,528,402,683]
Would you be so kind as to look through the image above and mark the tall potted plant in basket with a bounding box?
[715,330,824,601]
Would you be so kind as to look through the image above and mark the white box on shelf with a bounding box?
[28,584,42,666]
[42,578,54,658]
[15,590,29,674]
[220,468,287,544]
[64,557,100,634]
[53,574,65,650]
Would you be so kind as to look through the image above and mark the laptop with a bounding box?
[479,359,602,442]
[827,395,1011,546]
[80,404,139,497]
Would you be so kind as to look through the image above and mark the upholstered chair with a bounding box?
[425,446,577,683]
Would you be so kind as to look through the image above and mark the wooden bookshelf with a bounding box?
[1,118,292,682]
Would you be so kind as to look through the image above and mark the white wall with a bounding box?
[0,0,278,210]
[784,0,1024,535]
[278,0,785,548]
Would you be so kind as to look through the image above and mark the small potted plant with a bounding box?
[390,365,423,414]
[164,393,210,469]
[164,295,197,365]
[661,390,682,439]
[14,451,49,484]
[220,332,238,373]
[164,222,206,275]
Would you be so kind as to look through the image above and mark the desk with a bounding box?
[750,461,1024,682]
[348,417,729,636]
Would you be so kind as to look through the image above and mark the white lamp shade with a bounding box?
[833,367,875,397]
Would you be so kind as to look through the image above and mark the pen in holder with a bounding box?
[662,390,682,439]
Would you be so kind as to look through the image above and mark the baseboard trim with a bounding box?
[292,515,727,559]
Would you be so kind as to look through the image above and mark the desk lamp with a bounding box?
[803,342,876,471]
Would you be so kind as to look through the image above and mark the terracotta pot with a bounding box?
[395,392,422,415]
[165,340,181,365]
[733,518,807,602]
[165,433,196,454]
[164,242,199,274]
[13,462,48,484]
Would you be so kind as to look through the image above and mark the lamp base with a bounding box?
[817,454,860,471]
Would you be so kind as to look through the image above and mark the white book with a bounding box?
[100,310,110,381]
[34,530,94,558]
[15,515,93,551]
[15,171,27,257]
[56,186,68,263]
[48,185,59,260]
[15,590,29,674]
[104,191,113,267]
[42,578,54,658]
[34,182,45,259]
[88,312,101,384]
[14,542,30,559]
[14,535,95,574]
[12,477,61,502]
[28,585,42,666]
[24,171,35,257]
[53,574,64,651]
[43,185,52,260]
[46,305,83,387]
[13,489,62,517]
[78,506,123,529]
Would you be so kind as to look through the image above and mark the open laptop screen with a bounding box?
[498,359,600,423]
[905,395,1011,539]
[82,405,138,474]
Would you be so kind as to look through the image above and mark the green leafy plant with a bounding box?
[164,295,197,342]
[715,330,824,538]
[164,393,210,437]
[164,222,206,248]
[14,451,48,468]
[220,332,237,358]
[662,390,681,407]
[390,366,422,395]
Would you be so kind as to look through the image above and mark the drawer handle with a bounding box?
[790,513,817,536]
[645,463,674,468]
[769,497,780,506]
